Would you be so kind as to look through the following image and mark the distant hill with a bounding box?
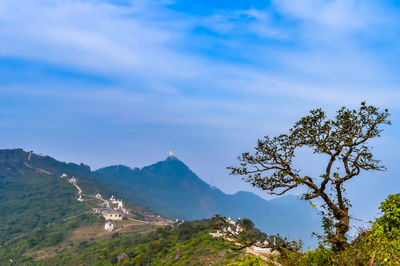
[0,148,107,259]
[95,155,321,247]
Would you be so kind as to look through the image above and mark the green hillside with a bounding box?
[0,149,264,265]
[2,148,396,265]
[36,219,261,265]
[0,149,106,264]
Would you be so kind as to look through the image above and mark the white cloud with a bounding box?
[0,0,399,126]
[0,0,398,223]
[273,0,376,32]
[0,0,201,83]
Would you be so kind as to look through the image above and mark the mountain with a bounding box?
[0,148,321,254]
[95,155,321,247]
[0,149,109,263]
[0,149,254,265]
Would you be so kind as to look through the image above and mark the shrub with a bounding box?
[365,193,400,265]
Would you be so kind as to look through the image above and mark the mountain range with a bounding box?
[94,154,321,247]
[0,149,321,249]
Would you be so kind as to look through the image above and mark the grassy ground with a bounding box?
[25,215,162,262]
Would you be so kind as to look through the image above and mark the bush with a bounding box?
[365,193,400,265]
[228,255,266,265]
[279,193,400,265]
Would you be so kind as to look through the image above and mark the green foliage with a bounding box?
[229,102,391,251]
[227,255,266,265]
[0,214,96,264]
[365,193,400,265]
[38,220,247,265]
[211,215,267,248]
[279,244,336,266]
[0,173,85,244]
[0,149,107,264]
[311,216,335,248]
[374,193,400,237]
[278,193,400,265]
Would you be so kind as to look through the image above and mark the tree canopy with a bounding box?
[229,102,391,252]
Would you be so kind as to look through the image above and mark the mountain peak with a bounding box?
[166,150,179,161]
[166,155,178,161]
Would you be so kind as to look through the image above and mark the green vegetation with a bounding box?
[0,149,104,264]
[0,156,99,263]
[230,102,391,251]
[276,193,400,265]
[227,255,266,265]
[37,220,250,265]
[0,214,96,264]
[0,149,272,265]
[2,147,398,265]
[0,172,86,244]
[211,215,268,248]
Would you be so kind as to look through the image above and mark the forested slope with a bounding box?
[0,149,106,264]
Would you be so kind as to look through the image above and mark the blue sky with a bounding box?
[1,0,400,234]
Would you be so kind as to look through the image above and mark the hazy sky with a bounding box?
[1,0,400,231]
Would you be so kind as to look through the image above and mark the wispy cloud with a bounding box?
[1,0,400,212]
[1,0,399,105]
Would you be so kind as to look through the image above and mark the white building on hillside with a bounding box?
[104,221,115,232]
[102,208,123,221]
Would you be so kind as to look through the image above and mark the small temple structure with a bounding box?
[102,208,123,221]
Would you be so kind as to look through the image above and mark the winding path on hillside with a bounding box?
[69,179,82,195]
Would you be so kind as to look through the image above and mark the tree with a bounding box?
[211,215,267,249]
[229,102,390,252]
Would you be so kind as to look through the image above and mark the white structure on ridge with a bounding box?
[95,193,102,199]
[214,217,243,237]
[169,151,174,157]
[110,195,119,204]
[110,195,116,202]
[60,173,67,178]
[77,195,84,202]
[109,195,123,206]
[104,221,115,232]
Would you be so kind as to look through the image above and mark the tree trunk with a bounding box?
[332,210,350,252]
